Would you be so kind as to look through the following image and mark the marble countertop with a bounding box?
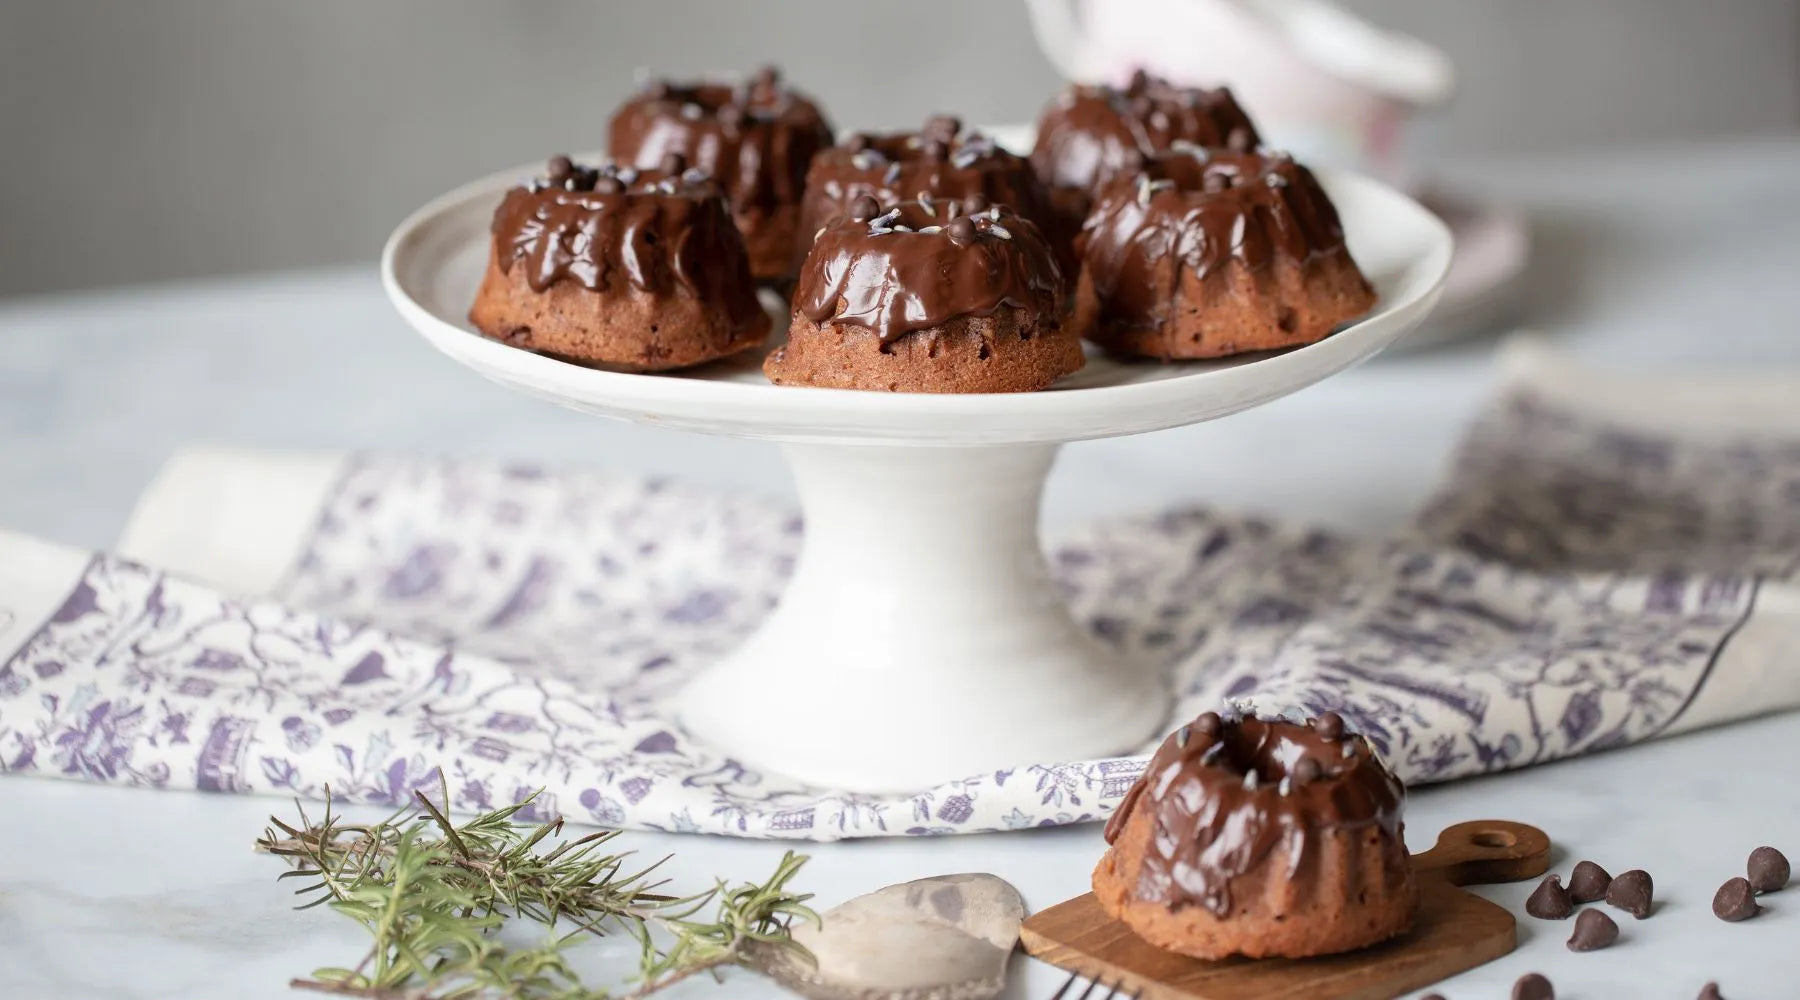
[4,139,1800,998]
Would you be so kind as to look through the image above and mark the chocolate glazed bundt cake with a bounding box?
[468,156,771,371]
[1075,147,1377,360]
[795,115,1070,272]
[609,67,834,283]
[1094,710,1418,960]
[766,194,1083,393]
[1031,71,1260,244]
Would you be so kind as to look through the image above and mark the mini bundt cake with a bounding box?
[1032,71,1261,241]
[795,115,1068,271]
[608,67,834,283]
[767,194,1082,393]
[468,156,771,371]
[1094,710,1417,960]
[1075,147,1376,360]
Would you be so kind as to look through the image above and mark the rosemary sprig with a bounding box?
[257,784,817,999]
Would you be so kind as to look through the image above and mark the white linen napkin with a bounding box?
[2,343,1797,840]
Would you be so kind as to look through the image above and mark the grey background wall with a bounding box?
[2,0,1796,298]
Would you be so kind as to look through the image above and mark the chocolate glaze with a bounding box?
[796,119,1060,262]
[608,68,834,218]
[1032,72,1260,198]
[794,199,1063,343]
[1079,148,1358,335]
[487,158,763,330]
[1104,711,1408,916]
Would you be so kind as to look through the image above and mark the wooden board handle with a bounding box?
[1413,820,1551,887]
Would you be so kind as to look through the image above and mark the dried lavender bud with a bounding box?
[882,162,902,186]
[985,223,1012,240]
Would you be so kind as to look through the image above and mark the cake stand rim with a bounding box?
[380,161,1453,447]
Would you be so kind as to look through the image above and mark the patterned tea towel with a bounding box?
[3,344,1799,840]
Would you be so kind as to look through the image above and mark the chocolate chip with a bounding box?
[754,65,780,87]
[943,216,977,245]
[1748,846,1790,893]
[1193,711,1223,738]
[546,154,574,183]
[1698,982,1725,1000]
[1314,711,1345,741]
[567,167,597,192]
[1713,877,1761,922]
[1126,68,1149,94]
[1512,971,1554,1000]
[593,176,624,195]
[1566,908,1618,951]
[1606,869,1654,919]
[922,140,949,162]
[961,193,990,215]
[1567,860,1612,903]
[658,152,687,175]
[848,194,883,222]
[845,132,870,153]
[643,80,671,99]
[923,114,962,142]
[1527,875,1574,919]
[1292,757,1322,785]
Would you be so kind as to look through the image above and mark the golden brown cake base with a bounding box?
[736,204,802,285]
[1077,255,1376,361]
[764,307,1084,393]
[1093,805,1419,961]
[469,260,770,372]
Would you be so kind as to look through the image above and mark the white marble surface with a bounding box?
[3,140,1800,998]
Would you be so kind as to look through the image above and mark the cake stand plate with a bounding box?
[381,161,1452,793]
[1020,820,1552,1000]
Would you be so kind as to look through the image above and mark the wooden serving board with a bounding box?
[1021,820,1551,1000]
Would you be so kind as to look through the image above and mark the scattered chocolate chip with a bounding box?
[1566,908,1618,951]
[922,114,962,142]
[545,154,574,183]
[593,176,624,195]
[1314,712,1345,741]
[1606,869,1654,919]
[1748,846,1790,893]
[1193,711,1222,738]
[1713,877,1761,922]
[1567,860,1612,903]
[845,132,870,153]
[1512,971,1554,1000]
[1698,982,1724,1000]
[1527,875,1574,919]
[848,194,882,222]
[1292,757,1322,785]
[942,216,977,246]
[962,193,990,215]
[658,152,687,175]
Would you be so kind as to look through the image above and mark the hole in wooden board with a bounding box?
[1470,829,1517,849]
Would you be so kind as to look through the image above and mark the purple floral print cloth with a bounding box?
[3,350,1798,839]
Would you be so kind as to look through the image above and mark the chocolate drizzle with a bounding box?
[794,199,1063,342]
[487,159,763,331]
[1079,149,1356,335]
[1105,712,1408,916]
[796,119,1059,259]
[608,68,834,218]
[1031,72,1260,198]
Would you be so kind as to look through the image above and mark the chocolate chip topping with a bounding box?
[1699,982,1725,1000]
[1527,875,1574,919]
[1567,860,1613,903]
[1293,756,1323,785]
[1566,908,1619,951]
[658,151,687,175]
[1748,846,1790,893]
[847,194,882,222]
[922,114,962,143]
[1314,711,1345,741]
[1193,711,1222,738]
[1512,971,1555,1000]
[1713,877,1761,921]
[546,154,574,184]
[942,215,977,246]
[1606,869,1654,919]
[846,132,870,153]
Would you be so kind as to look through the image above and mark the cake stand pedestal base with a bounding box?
[677,442,1169,793]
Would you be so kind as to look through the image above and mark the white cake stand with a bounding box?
[381,159,1452,793]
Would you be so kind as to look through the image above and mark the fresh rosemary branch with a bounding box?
[257,784,816,999]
